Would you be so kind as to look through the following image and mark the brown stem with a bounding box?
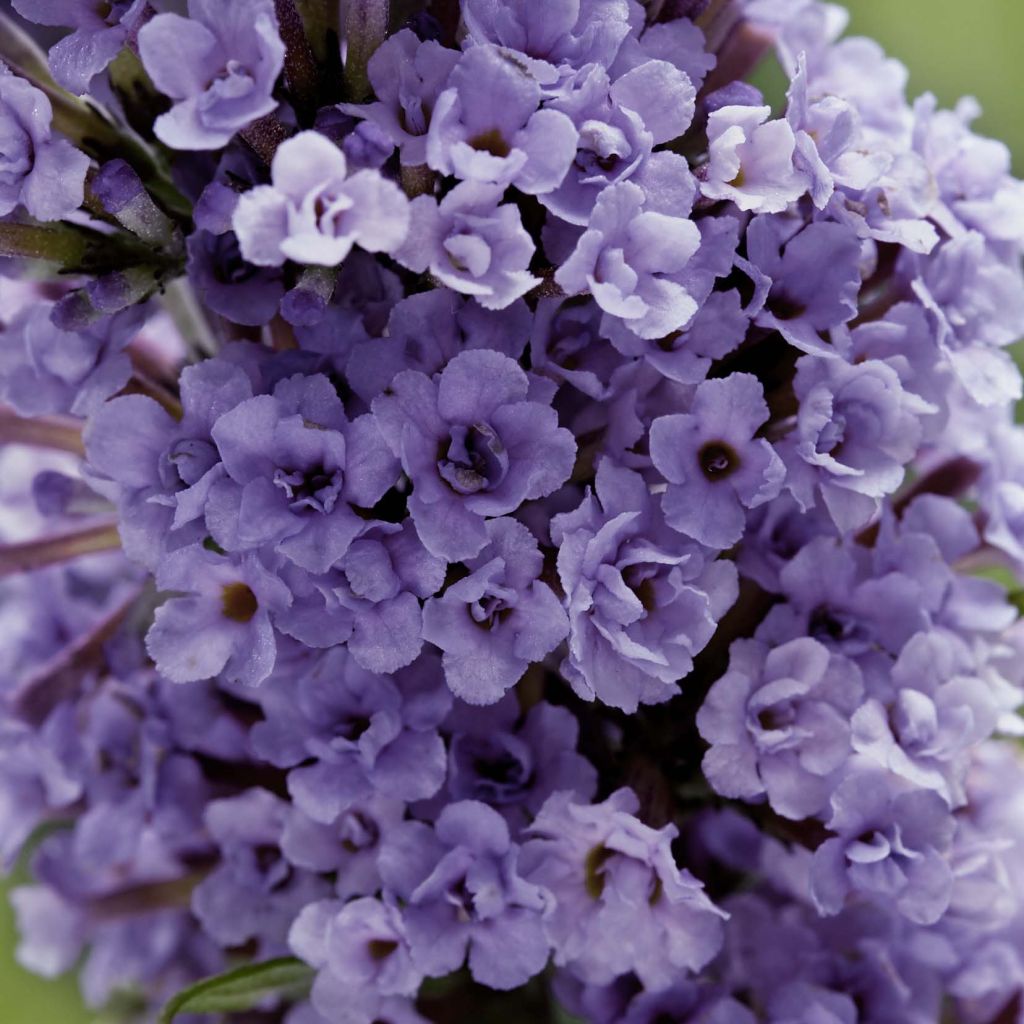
[0,521,122,578]
[12,587,144,726]
[275,0,321,120]
[0,408,85,456]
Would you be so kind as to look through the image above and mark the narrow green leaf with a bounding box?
[157,957,314,1023]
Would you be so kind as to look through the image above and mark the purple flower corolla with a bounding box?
[192,788,329,948]
[84,358,256,572]
[0,72,89,221]
[556,182,702,339]
[461,0,635,79]
[552,460,738,712]
[187,179,285,326]
[373,349,576,562]
[281,797,404,900]
[426,45,578,193]
[700,105,812,213]
[277,520,445,674]
[851,631,999,807]
[233,132,410,267]
[522,788,726,990]
[650,373,785,550]
[339,29,460,167]
[250,648,450,823]
[205,372,397,574]
[380,800,553,989]
[138,0,285,150]
[422,517,568,704]
[745,215,862,357]
[345,290,531,404]
[780,354,933,533]
[144,544,291,687]
[697,637,864,820]
[290,897,422,1024]
[912,231,1024,406]
[396,182,539,309]
[0,303,141,419]
[811,768,955,925]
[442,696,597,828]
[542,61,696,225]
[11,1,146,93]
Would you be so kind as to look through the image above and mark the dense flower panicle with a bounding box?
[3,0,1024,1022]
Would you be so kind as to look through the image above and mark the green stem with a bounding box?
[0,222,89,265]
[345,0,389,101]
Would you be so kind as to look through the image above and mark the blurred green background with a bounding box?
[2,1,1024,1021]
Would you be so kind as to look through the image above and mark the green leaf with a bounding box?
[157,957,314,1023]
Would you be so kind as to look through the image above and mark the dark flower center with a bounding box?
[438,423,509,495]
[368,939,399,962]
[211,232,260,285]
[221,583,258,623]
[340,810,381,853]
[698,441,740,480]
[584,844,615,900]
[469,128,511,158]
[274,464,342,515]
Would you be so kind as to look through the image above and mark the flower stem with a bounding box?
[344,0,389,102]
[0,408,85,456]
[0,521,122,578]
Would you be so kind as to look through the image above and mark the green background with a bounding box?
[2,1,1024,1020]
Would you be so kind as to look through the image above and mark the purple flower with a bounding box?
[650,373,785,550]
[780,354,933,533]
[379,800,553,989]
[11,0,147,94]
[746,215,862,356]
[250,648,450,823]
[555,181,702,339]
[0,72,89,221]
[811,769,955,925]
[396,182,539,309]
[339,29,461,167]
[291,897,423,1024]
[233,132,410,267]
[850,631,999,807]
[422,517,568,704]
[138,0,285,150]
[144,544,291,687]
[192,788,329,949]
[542,61,696,226]
[461,0,635,77]
[426,45,578,194]
[372,349,576,561]
[187,180,286,326]
[442,696,597,827]
[278,520,445,674]
[281,797,404,900]
[553,459,738,712]
[205,372,398,574]
[697,637,864,820]
[700,105,812,213]
[84,356,255,571]
[0,303,141,418]
[912,231,1024,406]
[522,788,726,990]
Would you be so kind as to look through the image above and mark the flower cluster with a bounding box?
[2,1,1024,1023]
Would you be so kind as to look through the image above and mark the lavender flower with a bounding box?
[138,0,285,150]
[233,132,410,267]
[422,516,568,704]
[373,348,576,561]
[0,72,89,221]
[3,1,1024,1020]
